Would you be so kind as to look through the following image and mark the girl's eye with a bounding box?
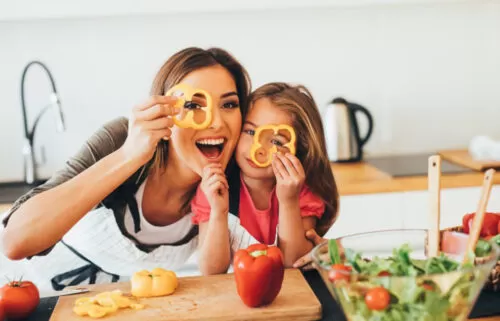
[271,139,284,147]
[243,129,255,136]
[184,101,201,110]
[222,101,240,109]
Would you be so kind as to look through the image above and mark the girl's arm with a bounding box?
[277,203,317,267]
[2,97,178,260]
[273,153,324,267]
[195,164,231,275]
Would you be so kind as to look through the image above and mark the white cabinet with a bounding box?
[324,186,500,239]
[0,0,480,22]
[325,192,404,239]
[402,186,500,230]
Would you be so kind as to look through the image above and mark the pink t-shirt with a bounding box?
[191,174,325,245]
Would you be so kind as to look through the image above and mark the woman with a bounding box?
[1,47,251,293]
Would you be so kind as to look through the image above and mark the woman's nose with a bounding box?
[209,106,223,129]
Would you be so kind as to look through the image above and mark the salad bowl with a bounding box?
[312,229,499,321]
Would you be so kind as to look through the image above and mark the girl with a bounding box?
[1,47,251,295]
[192,82,339,273]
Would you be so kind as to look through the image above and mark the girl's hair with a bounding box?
[248,83,339,237]
[150,47,252,172]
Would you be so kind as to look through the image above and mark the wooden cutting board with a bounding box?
[439,149,500,171]
[49,269,322,321]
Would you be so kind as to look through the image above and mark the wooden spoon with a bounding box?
[428,155,442,257]
[462,168,496,265]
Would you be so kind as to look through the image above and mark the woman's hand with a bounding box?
[121,96,180,165]
[292,229,326,270]
[272,153,305,204]
[200,164,229,215]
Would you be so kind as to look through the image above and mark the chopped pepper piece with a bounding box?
[165,83,213,130]
[249,124,296,167]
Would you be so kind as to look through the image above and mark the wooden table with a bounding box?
[330,162,500,196]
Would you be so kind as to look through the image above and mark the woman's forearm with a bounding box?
[2,148,142,260]
[198,213,230,275]
[278,200,314,267]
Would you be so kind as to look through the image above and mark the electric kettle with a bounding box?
[323,97,374,163]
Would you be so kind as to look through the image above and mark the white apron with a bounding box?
[1,208,276,296]
[13,206,199,296]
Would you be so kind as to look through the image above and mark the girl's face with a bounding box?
[168,65,242,176]
[236,98,294,180]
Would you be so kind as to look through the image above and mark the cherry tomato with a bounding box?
[422,283,435,291]
[377,271,391,277]
[365,287,390,311]
[0,280,40,320]
[328,264,352,282]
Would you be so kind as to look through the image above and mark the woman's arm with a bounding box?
[195,164,231,275]
[2,96,178,260]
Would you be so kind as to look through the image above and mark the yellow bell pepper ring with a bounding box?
[165,83,214,130]
[250,124,296,168]
[131,268,178,298]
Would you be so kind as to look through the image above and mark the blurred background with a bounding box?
[1,0,499,183]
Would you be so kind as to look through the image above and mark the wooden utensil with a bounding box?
[50,269,322,321]
[463,169,496,264]
[428,155,442,257]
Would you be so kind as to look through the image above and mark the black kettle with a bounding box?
[323,97,374,162]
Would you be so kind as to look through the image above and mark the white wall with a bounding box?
[0,2,499,182]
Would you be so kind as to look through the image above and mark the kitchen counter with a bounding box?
[330,161,500,196]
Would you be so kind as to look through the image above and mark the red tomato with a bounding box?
[462,213,474,234]
[463,212,500,236]
[422,283,435,291]
[0,280,40,320]
[328,264,352,282]
[0,300,4,321]
[377,271,391,277]
[365,287,390,311]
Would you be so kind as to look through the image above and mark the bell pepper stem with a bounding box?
[250,250,268,258]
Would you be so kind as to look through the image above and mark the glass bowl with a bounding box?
[311,229,499,321]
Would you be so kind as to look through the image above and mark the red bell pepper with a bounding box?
[233,243,285,308]
[462,212,500,236]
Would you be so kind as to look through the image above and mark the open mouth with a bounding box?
[196,138,226,160]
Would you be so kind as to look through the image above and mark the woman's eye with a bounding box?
[184,101,201,110]
[222,101,240,109]
[243,129,255,136]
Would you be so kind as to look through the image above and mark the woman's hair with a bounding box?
[248,83,339,237]
[150,47,252,172]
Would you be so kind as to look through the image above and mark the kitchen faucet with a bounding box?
[20,61,66,185]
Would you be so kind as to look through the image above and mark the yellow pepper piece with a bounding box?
[72,289,140,318]
[250,124,296,167]
[165,83,213,130]
[131,267,178,298]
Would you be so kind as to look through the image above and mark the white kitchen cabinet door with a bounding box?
[402,186,500,230]
[324,192,404,239]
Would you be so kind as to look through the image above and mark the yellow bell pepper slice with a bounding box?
[165,83,213,130]
[250,124,296,168]
[131,267,178,298]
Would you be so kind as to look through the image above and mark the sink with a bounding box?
[0,180,46,204]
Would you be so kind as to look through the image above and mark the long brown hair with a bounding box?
[149,47,252,172]
[248,83,339,236]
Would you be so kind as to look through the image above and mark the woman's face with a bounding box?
[236,98,294,180]
[168,64,242,176]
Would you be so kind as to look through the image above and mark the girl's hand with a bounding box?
[200,164,229,215]
[272,152,305,204]
[121,96,180,165]
[292,229,326,270]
